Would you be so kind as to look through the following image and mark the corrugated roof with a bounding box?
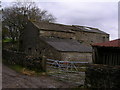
[92,39,120,47]
[31,21,108,34]
[40,37,92,52]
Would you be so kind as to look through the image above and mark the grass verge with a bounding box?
[3,38,13,43]
[3,59,47,76]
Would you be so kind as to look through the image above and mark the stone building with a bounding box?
[32,21,109,45]
[19,20,109,62]
[39,37,92,62]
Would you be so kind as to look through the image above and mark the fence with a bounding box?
[47,58,89,72]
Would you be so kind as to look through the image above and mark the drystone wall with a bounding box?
[85,64,120,88]
[3,49,46,71]
[75,32,109,45]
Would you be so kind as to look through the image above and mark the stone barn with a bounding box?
[19,20,109,62]
[32,21,109,45]
[92,39,120,65]
[39,37,92,62]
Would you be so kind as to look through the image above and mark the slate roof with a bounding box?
[32,21,74,33]
[92,39,120,47]
[72,25,108,34]
[40,37,92,52]
[31,21,108,34]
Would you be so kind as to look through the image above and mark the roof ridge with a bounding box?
[30,20,108,34]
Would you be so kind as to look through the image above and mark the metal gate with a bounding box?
[47,58,88,72]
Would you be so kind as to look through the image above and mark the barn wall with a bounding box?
[39,30,109,45]
[39,30,75,39]
[75,31,109,45]
[19,21,40,56]
[39,39,62,60]
[61,52,92,63]
[44,48,62,60]
[39,39,92,62]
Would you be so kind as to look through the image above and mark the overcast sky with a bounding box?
[2,0,119,40]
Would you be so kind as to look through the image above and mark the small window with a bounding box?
[28,48,32,54]
[103,36,106,42]
[40,52,41,54]
[28,48,31,50]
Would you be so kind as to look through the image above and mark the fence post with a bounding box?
[42,56,46,72]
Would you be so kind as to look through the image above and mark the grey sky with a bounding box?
[2,1,118,40]
[38,2,118,40]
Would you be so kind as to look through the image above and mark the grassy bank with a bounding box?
[3,59,47,76]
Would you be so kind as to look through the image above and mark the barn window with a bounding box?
[28,48,32,54]
[103,36,106,42]
[28,48,31,50]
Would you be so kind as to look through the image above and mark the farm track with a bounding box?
[47,66,85,87]
[2,64,76,88]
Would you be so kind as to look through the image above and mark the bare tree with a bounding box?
[2,1,56,42]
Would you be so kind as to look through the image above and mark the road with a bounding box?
[2,64,73,88]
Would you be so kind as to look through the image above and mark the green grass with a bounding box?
[9,64,47,76]
[3,38,13,43]
[3,59,47,76]
[78,68,87,72]
[9,64,24,73]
